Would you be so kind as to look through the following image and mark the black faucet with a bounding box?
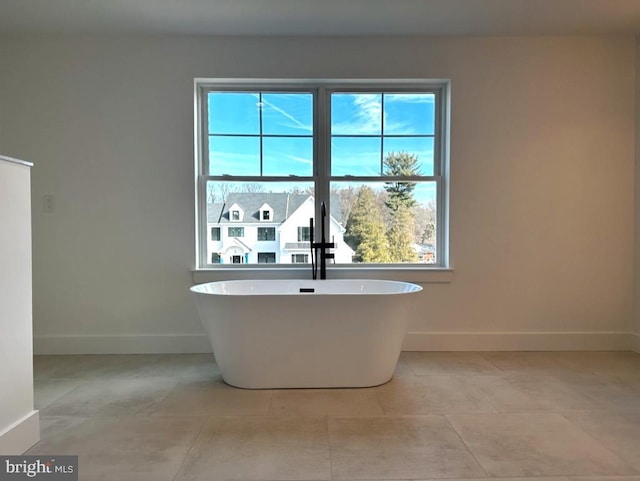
[309,202,335,280]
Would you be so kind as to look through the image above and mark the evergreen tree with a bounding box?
[387,204,418,262]
[383,151,421,261]
[345,187,391,263]
[383,151,420,212]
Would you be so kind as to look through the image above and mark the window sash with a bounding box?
[228,227,244,238]
[257,227,276,241]
[196,80,448,269]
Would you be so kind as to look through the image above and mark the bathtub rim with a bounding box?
[190,278,423,296]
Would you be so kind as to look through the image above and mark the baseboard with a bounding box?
[0,411,39,455]
[34,334,212,355]
[34,332,636,355]
[402,331,633,351]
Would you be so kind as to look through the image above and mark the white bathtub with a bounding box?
[190,279,422,389]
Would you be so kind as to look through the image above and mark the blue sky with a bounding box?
[207,91,436,202]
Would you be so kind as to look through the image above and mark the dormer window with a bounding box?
[258,203,273,222]
[228,203,244,222]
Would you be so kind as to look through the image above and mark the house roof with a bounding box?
[208,192,309,224]
[208,193,343,225]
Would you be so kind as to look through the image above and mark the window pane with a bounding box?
[209,136,260,176]
[262,93,313,135]
[258,252,276,263]
[383,137,434,176]
[205,180,315,265]
[258,227,276,241]
[331,137,381,176]
[331,93,382,135]
[383,93,435,135]
[263,137,313,176]
[208,92,260,134]
[331,181,437,264]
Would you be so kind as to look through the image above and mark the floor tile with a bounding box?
[269,388,384,416]
[569,477,640,481]
[174,416,331,481]
[328,415,486,480]
[472,374,603,412]
[37,416,88,442]
[557,373,640,412]
[563,411,640,470]
[375,374,497,414]
[27,416,203,481]
[42,377,177,416]
[34,379,81,409]
[447,412,637,477]
[479,351,583,375]
[151,380,273,416]
[404,351,502,376]
[557,352,640,379]
[33,354,163,380]
[134,354,220,382]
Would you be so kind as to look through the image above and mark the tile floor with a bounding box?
[29,351,640,481]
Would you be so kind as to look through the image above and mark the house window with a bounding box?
[257,227,276,241]
[228,227,244,238]
[197,80,448,268]
[210,227,220,241]
[292,254,309,264]
[258,252,276,263]
[211,253,221,263]
[297,226,311,242]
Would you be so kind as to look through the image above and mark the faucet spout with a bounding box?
[311,201,335,280]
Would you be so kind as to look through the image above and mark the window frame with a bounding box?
[195,79,450,271]
[227,226,244,238]
[257,227,276,241]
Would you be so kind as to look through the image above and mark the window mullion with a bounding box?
[316,87,330,234]
[380,93,385,175]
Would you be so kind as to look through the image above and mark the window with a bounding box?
[292,254,309,264]
[228,227,244,238]
[210,227,220,241]
[258,227,276,241]
[211,253,221,263]
[258,252,276,264]
[196,80,448,268]
[297,226,311,242]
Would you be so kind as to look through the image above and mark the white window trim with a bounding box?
[193,78,451,279]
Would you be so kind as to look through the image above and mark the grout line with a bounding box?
[170,417,207,481]
[325,415,334,481]
[442,414,491,478]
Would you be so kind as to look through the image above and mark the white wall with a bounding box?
[0,35,636,353]
[0,158,38,453]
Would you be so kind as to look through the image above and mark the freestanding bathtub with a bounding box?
[190,279,422,389]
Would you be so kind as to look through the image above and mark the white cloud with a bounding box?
[285,154,313,165]
[384,93,435,104]
[332,94,382,135]
[260,96,312,132]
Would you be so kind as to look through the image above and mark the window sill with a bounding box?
[191,266,453,284]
